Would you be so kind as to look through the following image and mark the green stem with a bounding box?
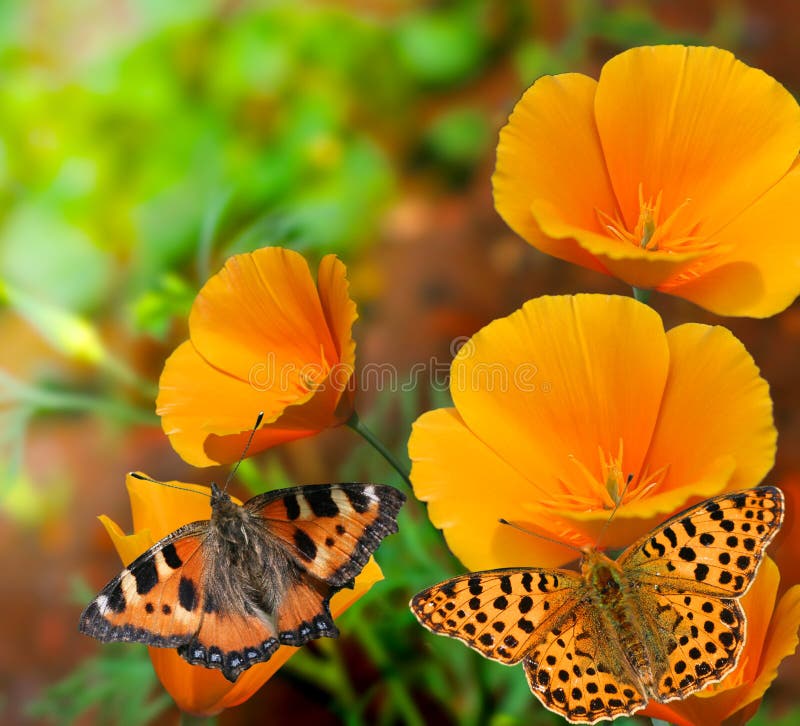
[100,353,159,401]
[0,369,158,426]
[349,617,425,726]
[651,720,672,726]
[283,642,361,716]
[346,412,412,490]
[179,713,217,726]
[632,286,652,305]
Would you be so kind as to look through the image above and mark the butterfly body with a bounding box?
[411,486,783,724]
[81,480,404,682]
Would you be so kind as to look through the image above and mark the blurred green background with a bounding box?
[2,1,800,724]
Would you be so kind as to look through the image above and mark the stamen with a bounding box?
[596,185,704,254]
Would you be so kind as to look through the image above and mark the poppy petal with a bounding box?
[125,472,221,539]
[595,45,800,239]
[189,247,339,383]
[531,200,701,288]
[451,295,669,515]
[730,575,800,713]
[409,408,581,570]
[98,515,153,567]
[317,254,358,368]
[667,164,800,316]
[493,73,615,273]
[643,324,776,500]
[157,341,318,467]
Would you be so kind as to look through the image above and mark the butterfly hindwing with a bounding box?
[618,486,784,596]
[643,590,745,702]
[247,483,405,586]
[79,524,207,648]
[411,568,581,664]
[177,609,280,682]
[274,574,339,646]
[523,602,647,725]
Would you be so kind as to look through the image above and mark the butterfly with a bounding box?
[410,486,784,724]
[80,476,405,682]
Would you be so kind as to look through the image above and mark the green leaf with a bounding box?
[26,645,171,726]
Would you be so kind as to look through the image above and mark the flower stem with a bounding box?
[179,713,216,726]
[651,720,672,726]
[348,617,425,726]
[346,412,412,489]
[632,286,652,305]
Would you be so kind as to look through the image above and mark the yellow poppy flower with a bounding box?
[98,473,383,716]
[409,294,776,570]
[157,247,357,467]
[641,558,800,726]
[493,45,800,317]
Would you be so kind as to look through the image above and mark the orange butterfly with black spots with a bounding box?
[80,476,404,681]
[411,486,783,724]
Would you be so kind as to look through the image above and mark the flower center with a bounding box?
[596,185,710,254]
[298,345,332,392]
[558,439,669,511]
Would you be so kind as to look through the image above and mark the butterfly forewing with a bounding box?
[618,486,784,596]
[249,483,405,586]
[79,524,208,647]
[411,569,581,664]
[523,602,647,724]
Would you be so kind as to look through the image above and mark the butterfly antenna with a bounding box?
[222,411,264,493]
[594,473,635,549]
[129,472,212,499]
[498,518,584,555]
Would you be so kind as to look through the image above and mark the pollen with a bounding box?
[563,439,670,511]
[596,185,711,254]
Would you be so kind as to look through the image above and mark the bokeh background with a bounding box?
[2,1,800,724]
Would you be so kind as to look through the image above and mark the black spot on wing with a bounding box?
[344,488,371,513]
[178,577,197,612]
[284,494,300,520]
[305,489,339,517]
[161,543,183,569]
[107,581,127,613]
[131,558,159,595]
[294,529,318,561]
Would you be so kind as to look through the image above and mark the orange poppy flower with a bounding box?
[493,45,800,317]
[157,247,357,467]
[98,473,384,716]
[409,294,776,570]
[642,557,800,726]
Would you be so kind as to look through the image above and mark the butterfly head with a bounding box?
[580,545,622,590]
[210,483,240,519]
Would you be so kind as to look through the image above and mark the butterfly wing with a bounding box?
[523,601,648,724]
[80,520,284,682]
[633,588,745,703]
[177,608,280,682]
[79,523,209,648]
[246,483,405,587]
[410,568,582,665]
[612,486,782,703]
[617,486,784,596]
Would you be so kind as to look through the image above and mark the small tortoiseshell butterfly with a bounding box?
[80,476,404,681]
